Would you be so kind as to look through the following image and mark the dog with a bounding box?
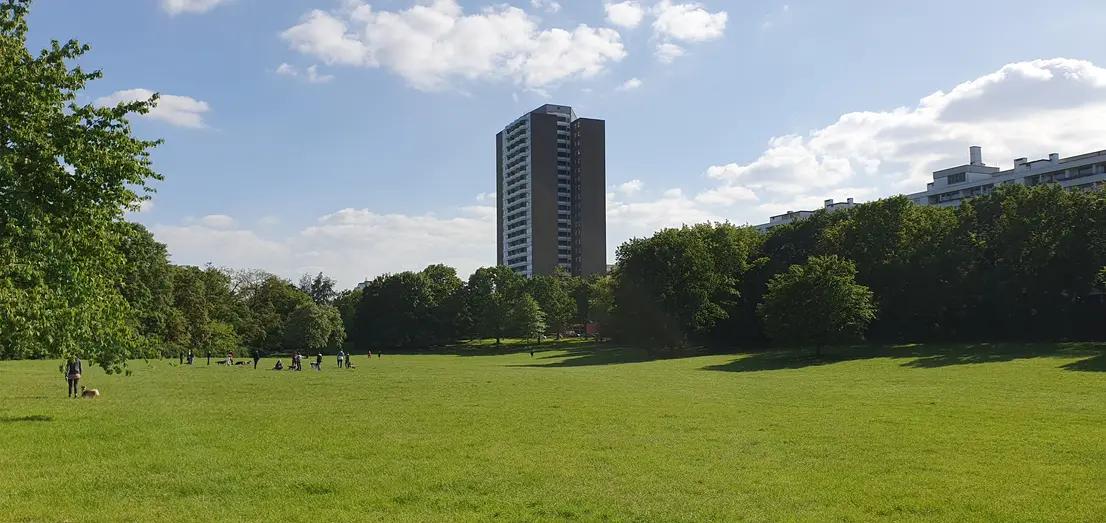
[80,386,100,399]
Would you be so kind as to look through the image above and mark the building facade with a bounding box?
[496,104,606,277]
[753,146,1106,232]
[906,146,1106,207]
[755,198,858,232]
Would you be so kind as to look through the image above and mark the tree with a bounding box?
[115,223,176,354]
[612,223,761,349]
[511,294,546,344]
[284,303,345,354]
[586,275,615,340]
[351,265,465,350]
[465,266,527,345]
[758,255,876,356]
[528,270,575,338]
[0,1,162,372]
[297,272,337,305]
[244,276,313,352]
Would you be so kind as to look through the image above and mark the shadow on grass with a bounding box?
[509,345,662,368]
[702,342,1106,373]
[0,415,53,423]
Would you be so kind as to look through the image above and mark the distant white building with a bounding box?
[906,146,1106,207]
[755,198,858,232]
[752,146,1106,233]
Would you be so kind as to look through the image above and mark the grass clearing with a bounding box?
[2,342,1106,521]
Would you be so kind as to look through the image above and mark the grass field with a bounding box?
[2,341,1106,522]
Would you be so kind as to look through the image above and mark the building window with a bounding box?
[948,172,966,184]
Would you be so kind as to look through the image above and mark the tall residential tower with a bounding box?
[496,104,606,277]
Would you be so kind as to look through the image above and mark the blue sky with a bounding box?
[26,0,1106,287]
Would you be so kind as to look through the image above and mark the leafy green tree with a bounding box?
[465,266,527,345]
[758,255,876,356]
[207,321,241,356]
[284,303,345,354]
[297,272,337,305]
[586,275,616,340]
[512,294,546,344]
[332,287,362,342]
[528,269,575,338]
[115,223,176,353]
[352,265,463,350]
[0,1,161,371]
[244,276,313,352]
[821,197,957,341]
[612,223,761,349]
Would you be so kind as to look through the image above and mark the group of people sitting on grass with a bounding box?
[271,350,379,372]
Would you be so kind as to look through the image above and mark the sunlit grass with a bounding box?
[2,342,1105,521]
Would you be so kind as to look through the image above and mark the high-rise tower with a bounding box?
[496,104,606,277]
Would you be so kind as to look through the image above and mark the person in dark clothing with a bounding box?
[179,351,184,364]
[315,353,322,371]
[187,350,194,365]
[64,357,82,398]
[207,352,211,365]
[253,351,261,369]
[345,353,352,369]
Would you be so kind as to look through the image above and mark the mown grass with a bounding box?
[2,342,1105,521]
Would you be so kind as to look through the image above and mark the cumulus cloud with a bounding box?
[152,206,495,288]
[530,0,561,14]
[605,1,645,29]
[616,179,644,195]
[281,0,626,91]
[162,0,229,15]
[95,89,210,128]
[197,214,237,229]
[611,58,1106,233]
[654,42,685,64]
[276,63,335,83]
[617,77,643,91]
[652,1,727,41]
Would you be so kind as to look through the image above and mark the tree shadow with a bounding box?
[509,345,664,368]
[0,415,53,423]
[1061,351,1106,372]
[702,343,1106,373]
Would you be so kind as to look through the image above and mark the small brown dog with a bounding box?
[80,386,100,399]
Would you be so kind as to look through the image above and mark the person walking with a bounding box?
[315,353,323,371]
[179,351,184,365]
[337,350,345,369]
[187,350,194,365]
[207,351,211,365]
[252,350,261,369]
[64,356,82,398]
[345,352,352,369]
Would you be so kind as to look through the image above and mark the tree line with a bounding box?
[4,1,1105,372]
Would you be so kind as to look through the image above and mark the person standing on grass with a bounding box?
[315,353,323,371]
[64,356,82,398]
[337,350,344,369]
[346,352,352,369]
[207,351,211,365]
[252,350,261,369]
[188,350,194,365]
[179,351,183,365]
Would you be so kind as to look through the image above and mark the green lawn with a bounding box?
[2,342,1106,522]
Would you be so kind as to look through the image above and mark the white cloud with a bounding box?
[95,89,210,129]
[530,0,561,14]
[281,1,626,91]
[152,206,495,288]
[652,0,727,43]
[276,63,335,84]
[617,77,643,91]
[611,58,1106,234]
[605,1,645,29]
[475,192,497,203]
[654,42,685,64]
[162,0,229,15]
[616,179,643,195]
[198,214,236,229]
[138,200,155,213]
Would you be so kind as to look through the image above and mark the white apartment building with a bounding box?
[755,198,858,232]
[906,146,1106,207]
[753,146,1106,232]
